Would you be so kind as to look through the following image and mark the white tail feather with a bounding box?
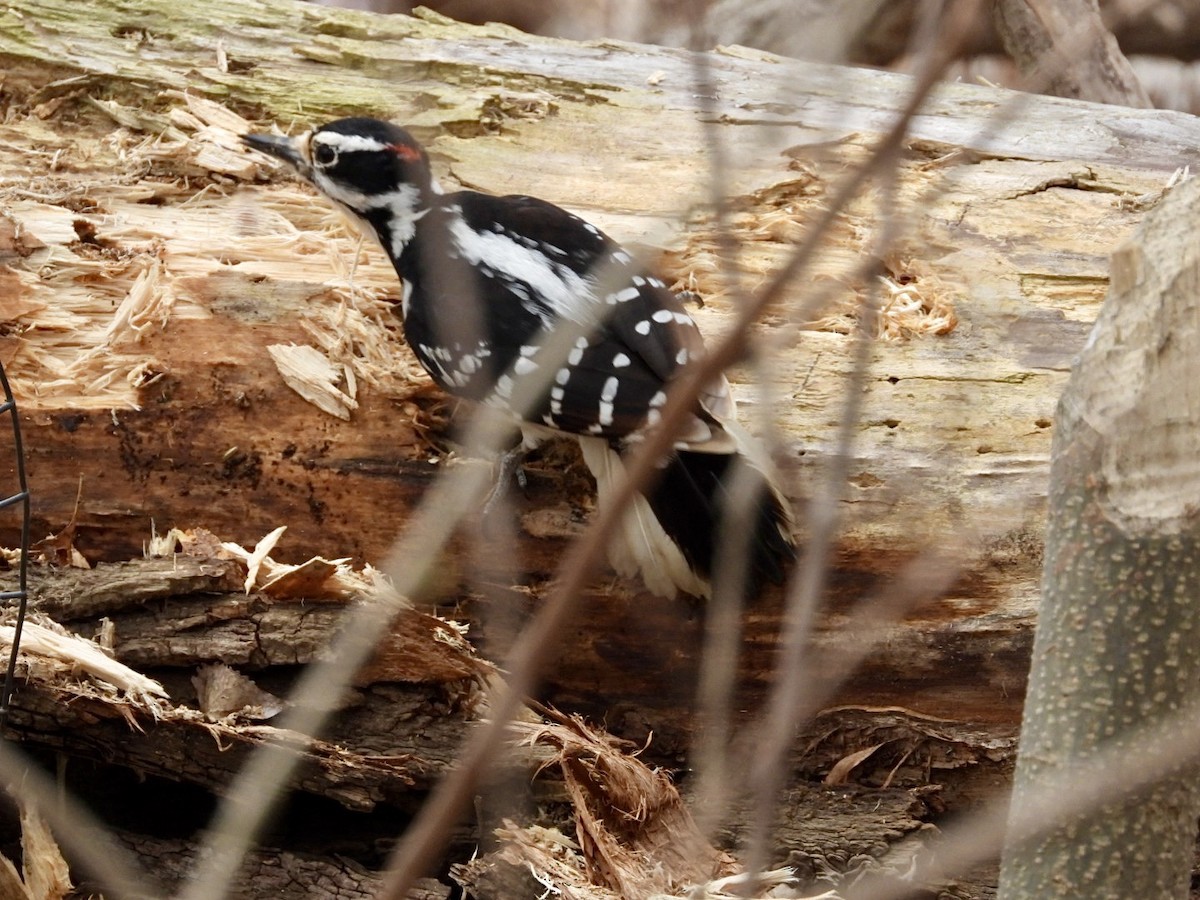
[576,437,711,599]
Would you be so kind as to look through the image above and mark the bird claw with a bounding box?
[481,445,527,527]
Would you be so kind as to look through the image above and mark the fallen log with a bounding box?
[0,0,1198,895]
[0,543,1003,897]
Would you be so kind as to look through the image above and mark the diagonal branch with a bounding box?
[378,4,985,895]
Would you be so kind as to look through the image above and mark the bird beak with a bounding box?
[241,132,305,170]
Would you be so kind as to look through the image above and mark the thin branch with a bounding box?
[377,6,985,894]
[741,0,983,885]
[685,18,761,849]
[742,225,885,886]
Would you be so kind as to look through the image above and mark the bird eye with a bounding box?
[312,143,338,168]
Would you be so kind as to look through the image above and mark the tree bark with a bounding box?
[993,0,1152,106]
[997,169,1200,897]
[3,553,1008,897]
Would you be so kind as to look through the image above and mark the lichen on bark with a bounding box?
[999,175,1200,899]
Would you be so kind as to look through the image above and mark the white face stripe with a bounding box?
[311,176,417,217]
[312,177,426,253]
[447,215,595,324]
[310,132,393,154]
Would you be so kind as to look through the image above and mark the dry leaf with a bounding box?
[824,742,886,786]
[192,663,283,720]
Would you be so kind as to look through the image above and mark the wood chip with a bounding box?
[179,93,254,134]
[0,620,168,709]
[267,343,359,420]
[20,799,72,900]
[0,267,45,322]
[260,557,340,598]
[0,854,30,900]
[234,524,288,592]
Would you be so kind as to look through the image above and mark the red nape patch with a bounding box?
[390,143,422,163]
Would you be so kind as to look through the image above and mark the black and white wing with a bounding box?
[431,191,723,442]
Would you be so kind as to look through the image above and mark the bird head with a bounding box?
[242,117,436,218]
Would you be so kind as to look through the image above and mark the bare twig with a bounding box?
[378,6,985,896]
[740,0,985,886]
[741,205,886,887]
[685,19,762,849]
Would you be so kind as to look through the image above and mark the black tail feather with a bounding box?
[644,450,794,595]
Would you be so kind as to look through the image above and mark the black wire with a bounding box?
[0,359,30,727]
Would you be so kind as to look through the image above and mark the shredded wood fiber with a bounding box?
[0,93,956,420]
[0,95,426,413]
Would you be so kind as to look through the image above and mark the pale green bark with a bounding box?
[999,175,1200,898]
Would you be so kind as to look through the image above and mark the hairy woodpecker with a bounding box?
[242,117,793,599]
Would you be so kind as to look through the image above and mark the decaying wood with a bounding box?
[0,0,1198,895]
[0,549,1009,897]
[0,0,1194,739]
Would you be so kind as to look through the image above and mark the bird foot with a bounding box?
[481,445,528,527]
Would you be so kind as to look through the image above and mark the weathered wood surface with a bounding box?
[7,555,1010,897]
[0,0,1191,803]
[0,0,1190,735]
[0,2,1198,893]
[13,556,493,799]
[19,557,1022,782]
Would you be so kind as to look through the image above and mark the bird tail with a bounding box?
[577,435,794,599]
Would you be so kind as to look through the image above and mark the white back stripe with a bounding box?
[448,214,595,324]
